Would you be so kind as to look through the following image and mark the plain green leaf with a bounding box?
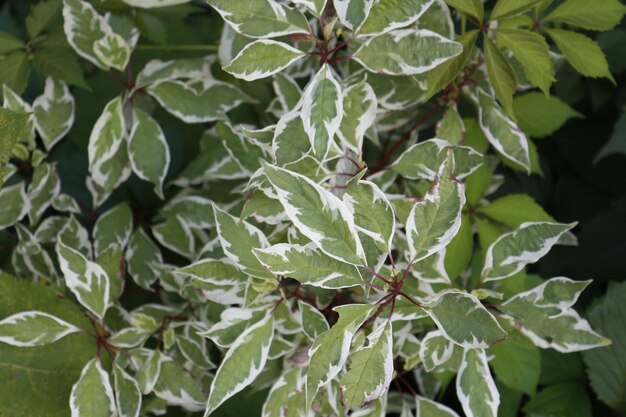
[0,52,30,95]
[545,0,626,31]
[0,33,24,53]
[523,383,592,417]
[483,36,517,117]
[26,0,62,38]
[443,0,484,21]
[513,92,583,138]
[490,0,542,21]
[490,323,540,395]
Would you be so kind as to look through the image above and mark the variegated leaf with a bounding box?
[93,202,133,256]
[482,221,577,281]
[56,240,111,318]
[0,182,30,229]
[224,40,305,81]
[456,348,499,417]
[337,80,378,154]
[33,77,75,151]
[334,0,375,30]
[70,359,117,417]
[0,311,80,347]
[262,162,366,266]
[358,0,434,35]
[301,64,343,159]
[113,364,142,417]
[93,32,131,70]
[205,315,274,416]
[353,29,463,75]
[62,0,112,69]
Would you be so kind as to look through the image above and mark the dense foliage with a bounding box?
[0,0,625,416]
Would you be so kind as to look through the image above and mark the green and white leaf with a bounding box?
[354,29,462,75]
[301,64,343,159]
[273,110,311,166]
[358,0,435,36]
[128,108,170,199]
[293,0,327,15]
[334,0,375,30]
[300,301,329,341]
[344,177,395,253]
[337,80,378,153]
[478,90,530,172]
[113,364,141,417]
[456,348,499,417]
[424,290,506,348]
[254,243,362,288]
[224,40,305,81]
[416,396,461,417]
[483,36,516,117]
[306,303,374,408]
[56,240,111,318]
[93,33,131,71]
[262,162,366,266]
[482,221,576,282]
[205,0,310,38]
[27,162,61,226]
[213,205,273,279]
[0,311,80,347]
[93,202,133,256]
[406,157,465,262]
[136,349,163,394]
[70,359,117,417]
[391,138,483,180]
[88,96,127,190]
[340,321,393,408]
[62,0,112,69]
[419,330,456,372]
[205,315,274,416]
[134,55,215,89]
[152,215,195,259]
[153,358,205,410]
[147,80,251,123]
[0,182,30,229]
[177,259,247,287]
[33,77,75,151]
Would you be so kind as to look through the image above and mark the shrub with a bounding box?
[0,0,624,416]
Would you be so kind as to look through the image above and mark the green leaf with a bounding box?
[596,107,626,161]
[456,348,499,417]
[0,182,29,229]
[406,156,466,262]
[513,92,583,138]
[354,29,463,76]
[70,358,117,417]
[0,274,98,417]
[337,80,377,153]
[482,221,576,281]
[546,29,614,82]
[424,290,506,348]
[206,0,310,38]
[254,243,363,288]
[93,33,131,71]
[205,315,274,416]
[358,0,435,36]
[426,29,479,99]
[224,40,305,81]
[523,383,592,417]
[0,311,80,347]
[436,104,465,145]
[0,108,30,184]
[33,77,75,151]
[262,162,366,266]
[56,239,111,318]
[147,80,251,123]
[582,281,626,411]
[334,0,375,30]
[126,228,162,289]
[306,303,373,408]
[0,52,30,95]
[0,33,24,53]
[213,205,273,279]
[478,90,530,172]
[478,194,556,228]
[483,36,516,117]
[113,364,142,417]
[62,0,112,69]
[545,0,626,31]
[26,0,62,38]
[32,46,88,89]
[301,64,343,159]
[391,138,483,180]
[495,28,554,94]
[490,323,540,395]
[128,108,170,199]
[444,0,483,21]
[340,321,393,408]
[490,0,541,21]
